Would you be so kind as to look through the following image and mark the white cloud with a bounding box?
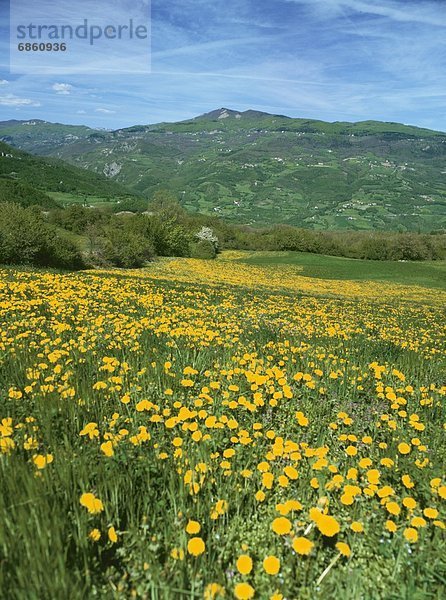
[52,83,73,95]
[0,79,8,85]
[95,107,116,114]
[77,109,86,114]
[0,94,41,107]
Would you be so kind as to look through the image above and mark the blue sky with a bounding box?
[0,0,446,130]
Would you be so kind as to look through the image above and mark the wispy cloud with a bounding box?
[0,79,8,85]
[0,0,445,130]
[291,0,446,27]
[52,83,73,95]
[0,94,41,107]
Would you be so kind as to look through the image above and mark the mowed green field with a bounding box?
[238,251,446,290]
[47,191,121,208]
[0,254,445,599]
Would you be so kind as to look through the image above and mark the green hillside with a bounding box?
[1,109,446,230]
[0,120,95,155]
[0,140,141,207]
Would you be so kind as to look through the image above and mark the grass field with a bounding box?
[238,251,446,290]
[46,191,121,208]
[0,253,445,599]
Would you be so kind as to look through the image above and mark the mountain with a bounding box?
[0,140,140,208]
[1,110,446,231]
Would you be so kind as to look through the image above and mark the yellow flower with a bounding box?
[234,583,254,600]
[108,526,118,543]
[315,514,340,537]
[386,502,401,516]
[32,454,53,469]
[350,521,364,533]
[402,497,417,510]
[402,474,414,488]
[423,507,438,519]
[171,548,185,560]
[398,443,411,455]
[403,527,418,543]
[100,441,114,457]
[80,492,104,514]
[340,494,354,506]
[336,542,351,557]
[236,555,253,575]
[411,516,427,528]
[385,520,397,533]
[292,536,314,555]
[295,411,309,426]
[204,583,225,599]
[263,556,280,575]
[186,520,201,535]
[187,537,205,556]
[89,528,101,542]
[271,517,292,535]
[366,469,380,484]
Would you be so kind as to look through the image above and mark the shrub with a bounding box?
[91,228,154,268]
[190,239,217,259]
[0,202,84,269]
[195,226,220,254]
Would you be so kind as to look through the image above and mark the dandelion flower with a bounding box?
[271,517,292,535]
[350,521,364,533]
[386,502,401,516]
[100,441,114,457]
[32,454,53,469]
[234,582,255,600]
[186,520,201,535]
[398,443,411,455]
[204,583,225,599]
[385,520,397,533]
[403,527,418,543]
[402,474,414,489]
[80,492,104,514]
[315,514,340,537]
[89,528,101,542]
[236,555,253,575]
[263,556,280,575]
[423,507,438,519]
[292,536,314,555]
[187,537,205,556]
[336,542,351,557]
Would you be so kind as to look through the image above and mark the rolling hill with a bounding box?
[0,140,141,208]
[1,109,446,230]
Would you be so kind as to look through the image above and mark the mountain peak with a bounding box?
[194,108,242,121]
[193,108,290,122]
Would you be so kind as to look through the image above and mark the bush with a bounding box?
[47,235,85,270]
[91,228,154,268]
[190,239,217,259]
[0,202,84,269]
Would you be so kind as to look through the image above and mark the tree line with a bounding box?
[0,190,444,270]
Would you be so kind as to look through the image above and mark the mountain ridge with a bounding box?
[1,109,446,231]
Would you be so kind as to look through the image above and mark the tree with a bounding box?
[195,226,220,253]
[0,202,84,269]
